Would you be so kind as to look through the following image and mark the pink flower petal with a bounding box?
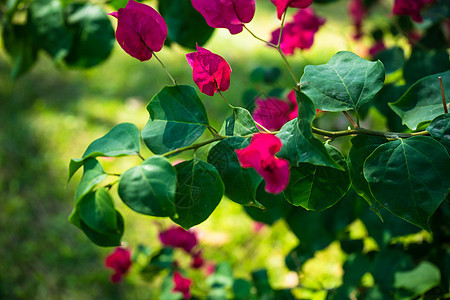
[110,0,167,61]
[105,247,132,283]
[173,272,192,299]
[252,98,291,131]
[186,46,231,96]
[235,133,289,194]
[270,0,313,19]
[159,226,198,253]
[393,0,430,22]
[192,0,255,34]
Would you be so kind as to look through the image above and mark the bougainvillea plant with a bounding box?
[3,0,448,298]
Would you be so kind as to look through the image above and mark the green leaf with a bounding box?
[118,156,177,217]
[389,70,450,130]
[394,262,441,298]
[276,92,343,170]
[220,107,259,137]
[74,158,107,203]
[2,22,38,80]
[64,3,115,68]
[171,159,224,229]
[374,47,405,74]
[251,269,274,299]
[233,279,253,300]
[427,113,450,154]
[29,0,73,61]
[347,135,388,207]
[300,51,385,112]
[78,188,119,235]
[68,123,141,181]
[371,249,413,290]
[284,144,350,211]
[244,184,292,225]
[159,0,214,49]
[363,136,450,230]
[403,47,450,85]
[80,211,124,247]
[207,137,262,205]
[142,85,209,155]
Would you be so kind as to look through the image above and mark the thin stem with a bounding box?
[312,126,430,139]
[276,47,298,85]
[277,10,287,47]
[105,179,119,190]
[218,91,234,108]
[138,153,145,161]
[106,172,121,177]
[152,51,177,85]
[208,126,219,136]
[162,136,226,158]
[343,111,358,128]
[254,121,273,134]
[439,77,448,114]
[243,25,277,48]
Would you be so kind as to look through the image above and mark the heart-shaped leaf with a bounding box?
[389,70,450,130]
[207,137,262,205]
[284,144,350,211]
[171,159,224,229]
[118,155,177,217]
[68,122,141,181]
[300,51,385,112]
[220,107,259,137]
[427,113,450,154]
[142,85,209,154]
[364,136,450,230]
[276,91,343,170]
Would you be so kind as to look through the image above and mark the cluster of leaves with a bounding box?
[4,0,449,298]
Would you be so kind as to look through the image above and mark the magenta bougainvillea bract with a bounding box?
[105,247,132,283]
[159,226,198,253]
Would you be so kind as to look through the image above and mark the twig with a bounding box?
[439,77,448,114]
[343,111,358,128]
[152,51,177,85]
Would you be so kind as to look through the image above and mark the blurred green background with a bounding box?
[0,1,376,298]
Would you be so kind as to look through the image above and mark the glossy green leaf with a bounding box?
[80,211,124,247]
[427,113,450,154]
[300,51,385,112]
[142,85,209,154]
[220,107,259,137]
[118,156,177,217]
[78,188,118,235]
[2,22,38,80]
[284,144,350,211]
[64,3,115,68]
[74,158,107,203]
[371,249,413,290]
[347,135,388,207]
[207,137,262,205]
[403,47,450,85]
[244,184,292,225]
[171,159,224,229]
[374,47,404,74]
[389,70,450,130]
[364,136,450,230]
[159,0,214,49]
[394,261,441,297]
[276,92,343,170]
[68,123,141,181]
[29,0,72,60]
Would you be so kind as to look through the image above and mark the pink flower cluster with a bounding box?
[105,247,132,283]
[270,0,313,19]
[270,8,325,54]
[393,0,434,23]
[252,90,298,131]
[159,226,198,253]
[348,0,367,40]
[173,271,192,299]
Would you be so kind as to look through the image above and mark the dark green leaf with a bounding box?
[64,3,115,68]
[118,155,177,217]
[371,249,414,290]
[389,70,450,130]
[394,261,441,298]
[29,0,72,60]
[79,210,124,247]
[422,0,450,22]
[403,47,450,85]
[373,84,408,132]
[300,51,385,112]
[244,184,292,225]
[347,135,388,207]
[141,248,175,280]
[208,137,262,205]
[78,188,119,235]
[171,159,224,229]
[427,113,450,154]
[2,22,38,80]
[68,123,141,180]
[251,269,274,299]
[233,279,253,300]
[276,92,343,170]
[374,47,404,74]
[142,85,209,154]
[220,107,259,137]
[74,158,107,203]
[159,0,214,49]
[364,136,450,230]
[284,144,350,211]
